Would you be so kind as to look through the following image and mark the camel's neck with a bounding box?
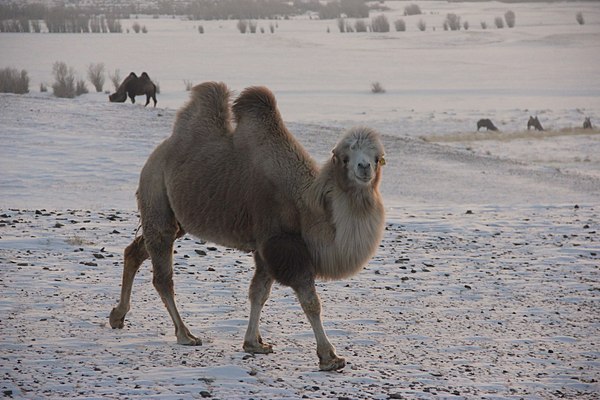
[303,166,385,280]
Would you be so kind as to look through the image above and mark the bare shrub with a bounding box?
[0,67,29,94]
[504,10,516,28]
[355,19,368,33]
[40,82,48,92]
[445,13,461,31]
[394,19,406,32]
[270,23,275,33]
[404,4,422,16]
[576,12,585,25]
[198,25,204,34]
[76,79,88,96]
[184,80,194,91]
[109,69,121,91]
[141,25,148,34]
[371,14,390,33]
[463,20,469,30]
[237,19,248,33]
[87,63,105,92]
[417,19,426,31]
[495,16,504,29]
[481,21,488,30]
[52,61,76,98]
[371,82,385,94]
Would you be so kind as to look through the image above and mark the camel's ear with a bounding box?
[331,149,339,165]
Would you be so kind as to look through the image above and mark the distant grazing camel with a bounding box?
[583,117,592,129]
[527,116,544,131]
[109,82,386,371]
[109,72,157,107]
[477,118,498,131]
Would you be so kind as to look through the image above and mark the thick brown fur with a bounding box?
[477,118,498,131]
[109,82,385,371]
[109,72,157,107]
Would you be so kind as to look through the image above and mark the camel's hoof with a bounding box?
[178,334,203,346]
[319,356,346,371]
[243,341,274,354]
[109,308,125,329]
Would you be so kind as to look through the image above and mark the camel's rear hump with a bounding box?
[232,86,279,124]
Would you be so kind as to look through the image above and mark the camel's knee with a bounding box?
[124,236,149,272]
[295,285,322,316]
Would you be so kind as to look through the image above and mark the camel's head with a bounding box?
[109,90,127,103]
[332,127,385,188]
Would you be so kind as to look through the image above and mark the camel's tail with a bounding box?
[232,86,280,125]
[173,81,232,137]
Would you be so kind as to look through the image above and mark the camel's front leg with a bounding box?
[243,254,274,354]
[294,283,345,371]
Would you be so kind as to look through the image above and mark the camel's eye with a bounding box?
[342,157,349,165]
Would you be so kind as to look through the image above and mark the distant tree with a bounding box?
[463,20,469,30]
[198,25,204,34]
[394,19,406,32]
[248,20,257,33]
[504,10,516,28]
[417,19,426,32]
[371,14,390,33]
[494,16,504,29]
[481,21,487,30]
[132,21,141,33]
[576,12,585,25]
[355,19,368,33]
[337,17,345,33]
[0,67,29,94]
[404,4,422,16]
[445,13,461,31]
[87,63,105,92]
[237,19,248,33]
[184,80,194,91]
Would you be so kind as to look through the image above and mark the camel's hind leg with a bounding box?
[243,253,274,354]
[144,222,201,346]
[109,235,149,329]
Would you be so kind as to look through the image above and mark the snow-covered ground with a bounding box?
[1,1,600,399]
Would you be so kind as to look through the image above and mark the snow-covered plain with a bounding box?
[1,1,600,399]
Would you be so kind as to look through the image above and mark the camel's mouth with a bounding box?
[354,172,373,184]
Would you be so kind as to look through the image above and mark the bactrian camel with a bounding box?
[109,82,386,370]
